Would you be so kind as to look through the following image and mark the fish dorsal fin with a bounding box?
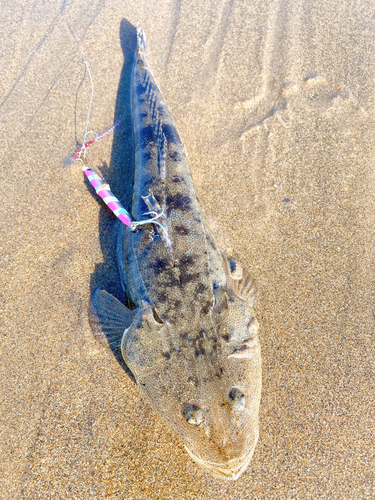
[222,252,257,307]
[90,289,134,351]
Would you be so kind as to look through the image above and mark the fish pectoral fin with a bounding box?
[90,289,134,352]
[222,252,257,306]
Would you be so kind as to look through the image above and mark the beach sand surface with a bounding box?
[0,0,374,498]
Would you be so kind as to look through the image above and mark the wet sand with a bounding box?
[1,0,374,498]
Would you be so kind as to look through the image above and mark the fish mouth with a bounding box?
[184,439,258,480]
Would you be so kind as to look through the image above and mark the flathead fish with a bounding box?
[92,28,261,480]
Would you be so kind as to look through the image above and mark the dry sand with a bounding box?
[1,0,374,498]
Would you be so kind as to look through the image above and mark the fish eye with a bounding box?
[183,405,203,425]
[229,389,246,411]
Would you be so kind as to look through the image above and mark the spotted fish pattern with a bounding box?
[92,28,262,480]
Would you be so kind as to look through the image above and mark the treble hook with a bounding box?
[130,210,165,232]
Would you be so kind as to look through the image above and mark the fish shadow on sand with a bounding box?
[87,19,137,378]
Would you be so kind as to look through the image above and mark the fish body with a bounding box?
[93,28,261,480]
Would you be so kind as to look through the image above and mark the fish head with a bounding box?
[122,289,261,480]
[180,356,261,481]
[177,286,262,479]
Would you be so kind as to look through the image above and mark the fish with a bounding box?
[91,28,262,480]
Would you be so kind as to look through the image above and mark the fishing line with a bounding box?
[83,60,94,142]
[72,59,164,232]
[73,121,122,161]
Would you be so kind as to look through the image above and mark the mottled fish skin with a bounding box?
[94,28,261,480]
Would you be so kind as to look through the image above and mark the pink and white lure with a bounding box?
[75,124,163,231]
[83,166,132,226]
[72,121,132,227]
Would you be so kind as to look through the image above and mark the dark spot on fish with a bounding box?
[194,215,201,223]
[196,283,207,294]
[195,347,206,357]
[170,150,182,162]
[174,225,189,235]
[142,149,152,163]
[229,259,236,273]
[157,291,167,303]
[175,300,182,309]
[180,271,200,286]
[179,255,199,284]
[167,192,192,212]
[215,370,223,379]
[136,83,146,95]
[140,125,154,148]
[222,334,229,341]
[172,176,182,183]
[180,254,194,266]
[154,258,168,275]
[162,352,171,359]
[201,301,211,315]
[162,124,179,144]
[165,275,181,288]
